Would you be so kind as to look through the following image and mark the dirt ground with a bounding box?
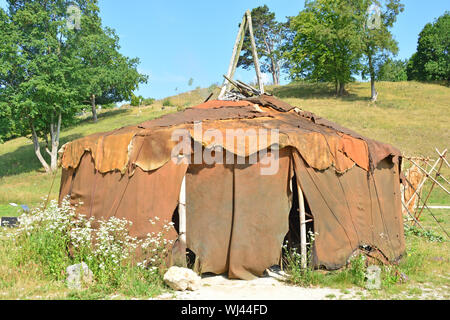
[154,273,355,300]
[152,273,450,301]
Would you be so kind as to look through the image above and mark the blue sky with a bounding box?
[1,0,449,99]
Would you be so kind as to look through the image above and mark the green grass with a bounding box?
[266,81,449,156]
[0,229,168,300]
[284,210,449,299]
[0,107,174,217]
[0,200,170,300]
[0,85,221,217]
[0,204,23,217]
[0,80,448,299]
[266,81,449,299]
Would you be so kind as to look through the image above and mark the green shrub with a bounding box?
[284,247,320,286]
[381,265,400,288]
[162,99,172,107]
[398,246,425,276]
[142,98,155,105]
[347,254,367,287]
[208,83,219,92]
[284,231,321,286]
[3,199,172,296]
[100,103,117,110]
[404,224,444,242]
[284,237,401,290]
[130,94,143,107]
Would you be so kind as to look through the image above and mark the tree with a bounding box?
[360,0,404,101]
[287,0,364,96]
[0,0,91,172]
[0,8,21,143]
[407,12,450,81]
[237,5,290,85]
[130,93,143,107]
[376,58,408,82]
[406,52,423,81]
[0,0,147,172]
[72,3,147,122]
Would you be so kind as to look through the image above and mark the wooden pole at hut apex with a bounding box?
[218,10,265,99]
[178,175,187,268]
[245,10,265,94]
[297,182,307,269]
[218,14,247,100]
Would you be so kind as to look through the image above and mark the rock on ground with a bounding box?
[163,266,201,291]
[66,262,94,290]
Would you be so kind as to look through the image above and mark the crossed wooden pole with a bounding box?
[402,148,449,239]
[218,10,265,100]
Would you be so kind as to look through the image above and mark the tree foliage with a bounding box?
[0,8,21,142]
[407,12,449,81]
[238,5,291,85]
[71,1,147,122]
[360,0,404,101]
[0,0,87,172]
[130,93,143,107]
[287,0,364,96]
[376,58,408,81]
[286,0,403,98]
[0,0,147,172]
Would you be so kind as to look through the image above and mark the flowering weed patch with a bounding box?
[0,198,172,298]
[283,231,321,286]
[283,231,401,290]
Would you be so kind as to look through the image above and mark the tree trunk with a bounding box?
[338,81,346,96]
[271,59,280,86]
[370,77,377,102]
[45,112,61,172]
[31,123,51,173]
[271,71,278,86]
[91,94,97,122]
[368,54,377,102]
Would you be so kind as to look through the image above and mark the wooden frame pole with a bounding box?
[219,15,247,100]
[404,156,441,209]
[297,182,307,269]
[402,200,426,231]
[415,157,445,220]
[415,149,448,220]
[245,10,265,94]
[178,175,187,267]
[409,158,449,195]
[218,10,265,99]
[436,148,450,168]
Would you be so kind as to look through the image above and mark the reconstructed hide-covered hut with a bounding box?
[59,94,405,280]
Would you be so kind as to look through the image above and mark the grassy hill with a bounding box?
[267,81,449,156]
[0,81,449,300]
[0,81,448,216]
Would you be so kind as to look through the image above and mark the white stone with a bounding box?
[163,266,201,291]
[66,262,94,290]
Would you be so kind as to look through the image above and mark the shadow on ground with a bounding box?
[0,133,82,177]
[75,108,129,124]
[268,82,369,102]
